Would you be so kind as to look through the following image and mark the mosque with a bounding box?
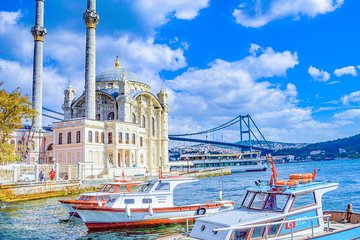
[10,0,169,176]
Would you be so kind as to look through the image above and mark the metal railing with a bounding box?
[214,214,331,240]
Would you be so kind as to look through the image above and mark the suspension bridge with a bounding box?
[41,108,272,153]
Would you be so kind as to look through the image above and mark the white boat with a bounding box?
[59,180,143,217]
[160,155,360,240]
[74,177,235,231]
[172,151,267,173]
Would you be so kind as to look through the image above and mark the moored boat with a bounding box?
[74,177,235,231]
[160,155,360,240]
[59,180,143,217]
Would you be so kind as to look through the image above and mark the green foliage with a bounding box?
[275,134,360,159]
[0,83,35,164]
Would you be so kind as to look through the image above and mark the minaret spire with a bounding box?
[83,0,99,119]
[31,0,47,129]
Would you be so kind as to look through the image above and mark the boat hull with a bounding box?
[76,202,234,231]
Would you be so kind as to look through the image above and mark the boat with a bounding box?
[59,180,143,217]
[73,176,235,231]
[160,155,360,240]
[171,151,267,173]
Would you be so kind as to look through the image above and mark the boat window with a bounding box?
[250,193,267,210]
[264,194,289,211]
[142,198,152,204]
[108,185,117,193]
[250,226,265,239]
[155,182,170,191]
[124,199,135,204]
[139,182,155,192]
[266,223,281,236]
[291,192,316,210]
[95,196,102,201]
[242,192,255,208]
[101,184,111,192]
[232,228,249,240]
[117,185,128,192]
[103,196,111,201]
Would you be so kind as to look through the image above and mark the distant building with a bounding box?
[339,148,346,154]
[310,150,325,155]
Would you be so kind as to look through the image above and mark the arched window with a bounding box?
[88,131,93,143]
[10,140,15,145]
[58,133,63,145]
[125,133,129,144]
[47,143,53,151]
[95,131,99,143]
[132,113,136,124]
[118,132,123,144]
[107,112,114,120]
[101,132,104,143]
[96,114,101,120]
[76,131,81,143]
[132,133,136,144]
[140,137,143,147]
[108,132,113,144]
[142,115,146,128]
[152,117,155,137]
[67,132,71,144]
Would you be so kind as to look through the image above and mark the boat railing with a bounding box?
[169,215,211,233]
[214,214,332,240]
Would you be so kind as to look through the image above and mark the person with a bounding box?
[39,171,45,182]
[50,169,56,181]
[265,194,276,210]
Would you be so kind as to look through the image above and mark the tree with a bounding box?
[0,82,35,164]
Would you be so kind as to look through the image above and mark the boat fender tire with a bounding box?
[196,207,206,215]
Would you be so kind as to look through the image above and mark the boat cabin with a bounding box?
[189,181,338,240]
[104,177,198,209]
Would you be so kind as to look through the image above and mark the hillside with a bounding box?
[274,134,360,158]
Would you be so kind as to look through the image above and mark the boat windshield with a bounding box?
[139,181,155,192]
[242,191,289,212]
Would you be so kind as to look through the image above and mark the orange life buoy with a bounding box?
[275,179,299,187]
[289,173,313,180]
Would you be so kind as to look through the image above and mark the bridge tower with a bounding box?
[239,115,252,151]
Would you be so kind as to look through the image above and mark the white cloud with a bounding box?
[308,66,330,82]
[132,0,209,30]
[333,65,358,77]
[233,0,344,28]
[0,10,21,33]
[341,91,360,105]
[334,109,360,121]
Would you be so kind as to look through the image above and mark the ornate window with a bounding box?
[142,115,146,128]
[58,133,63,145]
[125,133,129,144]
[96,114,101,120]
[88,131,93,143]
[140,137,143,147]
[132,113,136,124]
[152,117,155,137]
[108,132,113,144]
[101,132,104,143]
[95,131,99,143]
[132,133,136,144]
[107,112,114,120]
[118,132,123,144]
[67,132,71,144]
[76,131,81,143]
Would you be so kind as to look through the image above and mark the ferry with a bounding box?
[160,155,360,240]
[172,151,267,173]
[73,176,235,231]
[59,179,143,217]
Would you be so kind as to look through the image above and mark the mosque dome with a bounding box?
[96,56,140,83]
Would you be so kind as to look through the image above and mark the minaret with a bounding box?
[83,0,99,120]
[31,0,47,129]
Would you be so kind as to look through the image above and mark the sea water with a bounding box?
[0,159,359,240]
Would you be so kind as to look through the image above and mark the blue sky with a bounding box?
[1,0,360,143]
